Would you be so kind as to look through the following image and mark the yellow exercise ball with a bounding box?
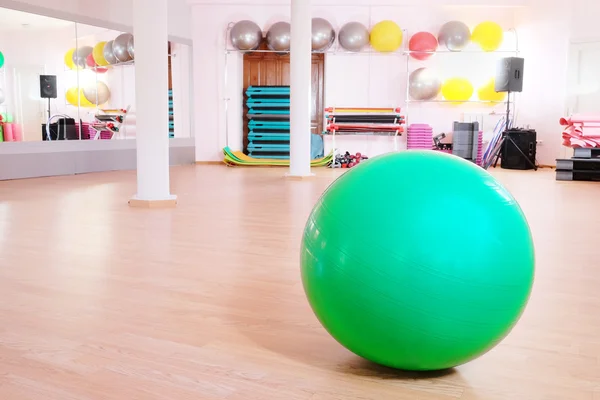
[65,87,79,105]
[370,20,403,52]
[66,87,95,107]
[64,48,77,70]
[477,78,507,102]
[442,78,474,102]
[93,41,109,66]
[471,21,504,52]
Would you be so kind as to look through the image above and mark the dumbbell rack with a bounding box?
[90,106,130,140]
[246,86,291,159]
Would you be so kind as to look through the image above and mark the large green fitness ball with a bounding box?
[301,151,535,371]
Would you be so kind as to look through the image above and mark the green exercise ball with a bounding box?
[301,151,535,371]
[0,51,4,68]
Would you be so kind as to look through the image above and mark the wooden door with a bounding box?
[242,50,325,152]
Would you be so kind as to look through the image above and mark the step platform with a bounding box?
[556,157,600,181]
[247,98,290,105]
[247,143,290,152]
[248,152,291,159]
[572,147,600,159]
[556,158,600,171]
[249,133,291,142]
[556,170,600,181]
[247,114,290,121]
[246,86,290,96]
[248,120,291,129]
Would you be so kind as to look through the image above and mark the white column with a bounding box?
[131,0,175,202]
[288,0,313,177]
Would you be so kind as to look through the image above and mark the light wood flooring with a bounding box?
[0,166,599,399]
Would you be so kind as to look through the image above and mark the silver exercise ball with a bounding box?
[312,17,335,52]
[231,20,263,51]
[438,21,471,51]
[103,41,118,65]
[73,46,93,68]
[0,89,5,105]
[83,82,111,105]
[409,68,442,101]
[338,21,369,52]
[114,33,133,62]
[266,22,291,52]
[127,36,135,59]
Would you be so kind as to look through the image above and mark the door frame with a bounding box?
[242,51,326,153]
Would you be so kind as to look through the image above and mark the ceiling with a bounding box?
[0,6,74,31]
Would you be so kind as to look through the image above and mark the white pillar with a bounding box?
[131,0,175,202]
[288,0,312,177]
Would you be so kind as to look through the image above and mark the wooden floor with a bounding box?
[0,166,599,399]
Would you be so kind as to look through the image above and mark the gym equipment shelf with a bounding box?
[325,106,405,158]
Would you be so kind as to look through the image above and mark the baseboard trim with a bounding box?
[196,161,224,165]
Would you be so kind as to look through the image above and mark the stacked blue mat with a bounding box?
[169,89,174,138]
[246,86,290,159]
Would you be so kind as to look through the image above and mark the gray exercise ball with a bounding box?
[72,46,93,68]
[438,21,471,51]
[103,41,118,65]
[231,20,263,50]
[338,21,369,52]
[266,22,291,52]
[127,36,135,59]
[409,68,442,101]
[0,89,5,105]
[312,17,335,52]
[114,33,133,62]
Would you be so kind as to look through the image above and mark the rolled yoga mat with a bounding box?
[3,123,14,141]
[11,124,22,141]
[0,125,3,142]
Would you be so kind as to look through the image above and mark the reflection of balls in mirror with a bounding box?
[73,46,93,68]
[127,35,135,59]
[114,33,133,62]
[83,82,111,105]
[103,41,118,65]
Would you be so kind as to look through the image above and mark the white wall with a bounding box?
[570,0,600,42]
[191,3,519,162]
[513,0,571,166]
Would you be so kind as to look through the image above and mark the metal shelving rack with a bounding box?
[223,23,520,156]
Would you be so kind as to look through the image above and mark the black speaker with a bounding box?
[40,75,57,99]
[495,57,524,93]
[501,129,537,170]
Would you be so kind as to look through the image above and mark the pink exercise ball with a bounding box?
[409,32,438,60]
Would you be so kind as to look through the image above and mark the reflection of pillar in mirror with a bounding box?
[288,0,313,177]
[130,0,176,207]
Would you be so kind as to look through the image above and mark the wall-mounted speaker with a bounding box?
[495,57,524,93]
[40,75,57,99]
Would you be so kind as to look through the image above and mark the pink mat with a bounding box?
[561,114,600,148]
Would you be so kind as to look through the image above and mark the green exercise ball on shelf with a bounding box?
[301,151,535,371]
[0,51,5,68]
